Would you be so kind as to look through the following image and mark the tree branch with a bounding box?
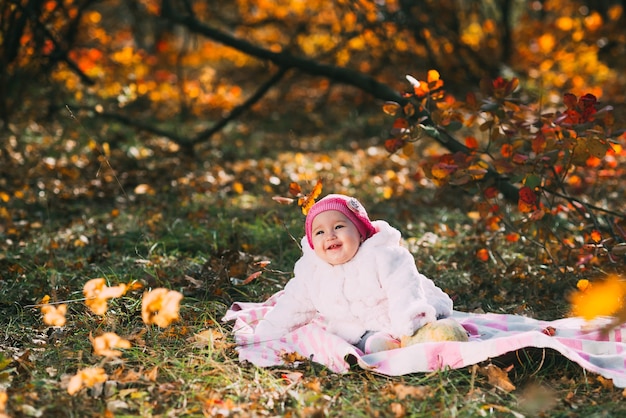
[67,67,289,153]
[190,66,289,146]
[160,0,520,201]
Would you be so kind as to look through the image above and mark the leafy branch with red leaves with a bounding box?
[383,71,626,272]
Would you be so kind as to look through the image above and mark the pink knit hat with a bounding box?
[305,194,377,249]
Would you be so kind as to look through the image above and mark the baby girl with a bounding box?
[254,194,464,353]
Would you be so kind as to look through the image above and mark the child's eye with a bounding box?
[315,230,324,236]
[335,225,344,230]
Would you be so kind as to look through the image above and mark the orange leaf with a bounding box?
[41,303,67,327]
[570,275,626,320]
[500,143,513,158]
[590,230,602,243]
[90,332,131,357]
[465,136,478,150]
[288,182,302,197]
[427,69,444,90]
[241,271,262,285]
[141,288,183,328]
[83,278,128,316]
[505,232,520,242]
[479,364,516,392]
[476,248,489,262]
[67,367,108,395]
[392,118,410,130]
[577,279,591,292]
[382,101,401,116]
[384,138,405,154]
[297,180,323,215]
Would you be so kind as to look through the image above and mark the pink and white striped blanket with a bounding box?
[222,291,626,387]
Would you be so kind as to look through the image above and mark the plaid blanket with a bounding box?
[222,291,626,387]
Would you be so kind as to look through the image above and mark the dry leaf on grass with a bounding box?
[188,329,227,349]
[90,332,132,357]
[0,390,7,414]
[67,367,108,395]
[389,383,431,400]
[83,278,128,315]
[39,296,67,327]
[479,363,516,392]
[141,288,183,328]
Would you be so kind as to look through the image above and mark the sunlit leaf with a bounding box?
[476,248,489,262]
[382,101,401,116]
[40,300,67,327]
[479,364,516,392]
[384,138,405,154]
[590,230,602,243]
[570,275,626,320]
[0,390,6,414]
[288,182,302,197]
[577,279,591,292]
[90,332,131,357]
[67,367,108,395]
[141,288,183,328]
[83,278,128,316]
[465,136,479,150]
[297,179,323,215]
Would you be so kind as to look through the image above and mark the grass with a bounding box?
[1,124,625,417]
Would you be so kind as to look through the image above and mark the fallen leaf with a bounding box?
[67,367,108,395]
[188,329,225,349]
[83,278,128,316]
[146,366,159,382]
[597,375,614,390]
[90,332,131,357]
[141,288,183,328]
[390,383,431,400]
[390,402,406,417]
[479,363,516,392]
[0,390,6,412]
[40,302,67,327]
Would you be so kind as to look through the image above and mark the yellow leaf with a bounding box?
[577,279,591,292]
[90,332,131,357]
[83,278,128,316]
[232,181,244,194]
[41,303,67,327]
[188,329,226,349]
[0,390,6,412]
[479,363,516,392]
[570,275,626,320]
[141,288,183,328]
[298,179,323,215]
[67,367,108,395]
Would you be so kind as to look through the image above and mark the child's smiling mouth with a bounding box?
[327,243,342,250]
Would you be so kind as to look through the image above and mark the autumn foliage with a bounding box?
[39,282,183,395]
[383,68,626,280]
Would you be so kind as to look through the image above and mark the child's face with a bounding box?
[311,210,361,265]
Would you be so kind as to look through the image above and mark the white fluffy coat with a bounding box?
[254,220,453,343]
